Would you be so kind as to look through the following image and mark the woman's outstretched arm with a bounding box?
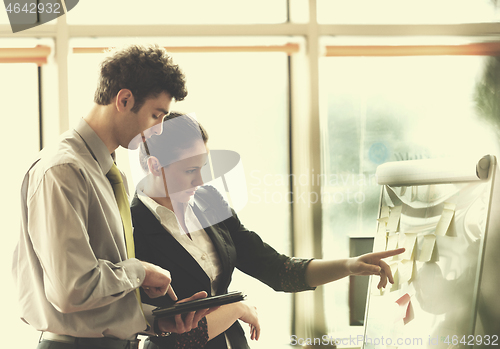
[305,248,405,289]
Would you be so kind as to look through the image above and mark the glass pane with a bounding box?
[320,52,500,335]
[67,0,287,25]
[1,63,41,345]
[68,39,291,348]
[317,0,500,24]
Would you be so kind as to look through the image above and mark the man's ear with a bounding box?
[147,156,162,176]
[115,89,135,112]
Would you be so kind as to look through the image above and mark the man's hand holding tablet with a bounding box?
[154,291,246,334]
[155,291,220,334]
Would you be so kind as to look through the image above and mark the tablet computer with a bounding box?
[152,291,246,318]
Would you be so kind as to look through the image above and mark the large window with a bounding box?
[320,46,500,334]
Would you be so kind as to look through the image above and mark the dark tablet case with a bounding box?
[152,291,246,318]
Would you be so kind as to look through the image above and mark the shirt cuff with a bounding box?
[278,257,317,292]
[122,258,146,290]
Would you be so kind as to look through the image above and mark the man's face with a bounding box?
[125,91,173,150]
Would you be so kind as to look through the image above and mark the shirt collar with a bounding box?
[137,175,196,205]
[75,118,114,175]
[136,178,193,222]
[137,185,166,222]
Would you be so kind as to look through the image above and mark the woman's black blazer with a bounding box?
[132,185,291,349]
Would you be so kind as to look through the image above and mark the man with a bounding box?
[12,44,210,349]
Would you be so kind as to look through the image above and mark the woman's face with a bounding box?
[161,140,208,204]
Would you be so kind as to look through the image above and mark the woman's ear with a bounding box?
[147,156,162,176]
[115,89,135,112]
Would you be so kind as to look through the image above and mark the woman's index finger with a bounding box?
[373,247,405,259]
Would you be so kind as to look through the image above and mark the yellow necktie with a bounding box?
[106,163,135,258]
[106,164,149,327]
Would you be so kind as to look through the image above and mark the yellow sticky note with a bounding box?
[377,217,388,239]
[419,234,436,262]
[435,202,456,236]
[399,259,414,284]
[400,186,407,196]
[373,233,387,252]
[401,233,417,260]
[387,205,402,232]
[377,221,387,235]
[411,186,418,201]
[389,262,399,292]
[386,233,399,251]
[377,216,389,225]
[380,206,390,219]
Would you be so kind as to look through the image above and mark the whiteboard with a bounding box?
[363,155,500,349]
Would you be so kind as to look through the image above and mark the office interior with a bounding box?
[2,1,500,348]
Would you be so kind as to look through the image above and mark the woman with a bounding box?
[132,113,404,349]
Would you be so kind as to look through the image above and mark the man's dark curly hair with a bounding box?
[94,44,187,113]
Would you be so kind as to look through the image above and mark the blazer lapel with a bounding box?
[132,196,211,290]
[192,194,234,294]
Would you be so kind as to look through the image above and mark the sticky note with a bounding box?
[411,186,418,201]
[401,233,417,260]
[435,202,456,236]
[377,218,388,241]
[377,220,387,235]
[398,259,414,284]
[400,186,407,196]
[380,206,390,219]
[387,205,402,232]
[373,233,387,252]
[377,208,389,239]
[386,233,399,251]
[377,216,389,225]
[395,293,414,325]
[395,293,410,316]
[418,234,436,262]
[389,262,399,292]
